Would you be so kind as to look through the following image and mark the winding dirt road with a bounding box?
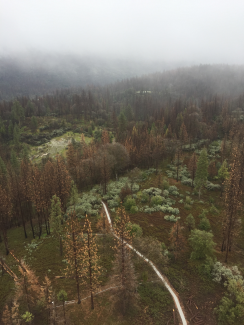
[102,201,188,325]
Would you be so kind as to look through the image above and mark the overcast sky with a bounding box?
[1,0,244,64]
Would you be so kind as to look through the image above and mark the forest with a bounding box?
[0,64,244,325]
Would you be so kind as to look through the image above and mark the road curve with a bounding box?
[102,201,188,325]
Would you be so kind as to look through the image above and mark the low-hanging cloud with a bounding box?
[0,0,244,64]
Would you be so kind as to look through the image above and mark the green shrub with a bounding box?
[126,222,142,237]
[185,196,192,204]
[215,279,244,325]
[184,203,191,210]
[163,180,169,189]
[199,217,211,231]
[164,215,180,222]
[124,197,136,211]
[151,195,164,206]
[185,214,195,231]
[130,205,139,213]
[141,192,149,203]
[188,229,216,260]
[209,204,219,215]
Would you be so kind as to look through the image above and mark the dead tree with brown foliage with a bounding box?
[221,145,244,263]
[113,205,136,315]
[0,185,12,255]
[82,216,101,310]
[63,210,83,304]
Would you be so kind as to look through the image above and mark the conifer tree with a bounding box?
[194,148,208,198]
[50,195,63,256]
[63,210,83,304]
[81,216,101,310]
[218,159,229,194]
[188,152,198,187]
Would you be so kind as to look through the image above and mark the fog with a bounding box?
[1,0,244,65]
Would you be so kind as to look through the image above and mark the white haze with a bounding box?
[0,0,244,64]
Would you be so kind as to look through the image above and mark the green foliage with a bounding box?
[142,187,162,196]
[69,180,79,206]
[138,283,172,320]
[164,215,180,222]
[0,156,7,175]
[126,222,142,237]
[140,192,149,203]
[50,195,62,236]
[163,179,169,189]
[194,148,208,196]
[21,311,34,323]
[215,279,244,325]
[212,262,243,285]
[209,204,219,215]
[124,197,136,211]
[57,289,68,302]
[185,214,195,231]
[151,195,164,206]
[13,124,20,145]
[188,229,216,260]
[205,181,221,191]
[218,160,229,181]
[10,149,19,169]
[30,116,38,131]
[185,196,192,204]
[184,203,191,210]
[198,217,211,231]
[130,205,138,213]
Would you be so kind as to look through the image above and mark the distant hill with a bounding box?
[111,64,244,100]
[0,52,186,100]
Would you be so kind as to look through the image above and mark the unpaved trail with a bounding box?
[102,201,188,325]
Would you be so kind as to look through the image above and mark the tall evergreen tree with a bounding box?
[194,148,208,198]
[50,195,63,256]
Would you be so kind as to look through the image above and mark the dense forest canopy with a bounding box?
[0,64,244,324]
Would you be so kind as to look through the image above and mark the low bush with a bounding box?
[151,195,164,206]
[130,205,139,213]
[198,217,211,231]
[164,215,180,222]
[124,197,136,211]
[212,262,243,285]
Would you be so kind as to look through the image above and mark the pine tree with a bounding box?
[63,210,83,304]
[81,216,101,309]
[188,152,198,187]
[218,160,229,194]
[50,195,63,256]
[194,148,208,198]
